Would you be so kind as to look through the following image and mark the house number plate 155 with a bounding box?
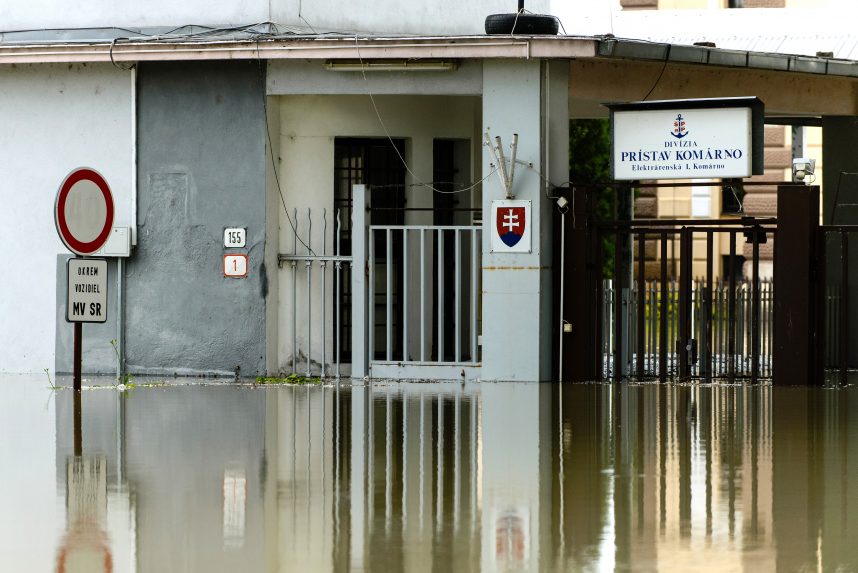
[223,228,246,248]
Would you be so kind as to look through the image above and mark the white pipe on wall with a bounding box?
[131,65,137,245]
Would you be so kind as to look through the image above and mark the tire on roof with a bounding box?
[484,13,559,35]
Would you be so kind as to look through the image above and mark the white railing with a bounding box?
[366,225,482,379]
[278,185,481,381]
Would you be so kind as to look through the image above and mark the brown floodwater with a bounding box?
[1,376,856,572]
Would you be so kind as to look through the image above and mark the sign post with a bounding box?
[54,168,115,391]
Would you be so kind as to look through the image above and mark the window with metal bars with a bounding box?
[333,138,407,362]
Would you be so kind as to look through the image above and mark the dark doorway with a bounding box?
[334,138,407,362]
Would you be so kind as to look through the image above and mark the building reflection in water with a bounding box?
[52,382,858,571]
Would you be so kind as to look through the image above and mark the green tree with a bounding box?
[569,119,615,278]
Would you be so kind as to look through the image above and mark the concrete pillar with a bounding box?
[481,60,568,382]
[773,185,821,385]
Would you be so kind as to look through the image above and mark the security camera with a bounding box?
[792,158,816,183]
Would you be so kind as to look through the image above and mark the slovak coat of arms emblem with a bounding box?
[496,206,526,247]
[490,200,532,253]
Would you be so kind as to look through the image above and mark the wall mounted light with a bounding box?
[324,59,458,72]
[792,158,816,184]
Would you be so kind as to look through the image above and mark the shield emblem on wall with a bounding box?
[496,206,526,248]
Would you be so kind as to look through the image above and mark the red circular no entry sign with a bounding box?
[54,167,114,255]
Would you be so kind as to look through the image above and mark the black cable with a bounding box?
[255,40,316,255]
[642,44,671,101]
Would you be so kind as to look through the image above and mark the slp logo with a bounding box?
[496,206,526,248]
[671,113,688,139]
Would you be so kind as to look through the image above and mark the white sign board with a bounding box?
[67,259,108,323]
[223,228,246,248]
[612,107,753,180]
[491,200,532,253]
[224,254,248,278]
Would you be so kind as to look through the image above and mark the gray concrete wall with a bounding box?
[129,61,268,376]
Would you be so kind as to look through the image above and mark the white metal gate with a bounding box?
[280,185,482,381]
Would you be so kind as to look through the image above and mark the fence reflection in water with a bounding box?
[600,278,775,380]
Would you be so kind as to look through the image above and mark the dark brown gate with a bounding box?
[557,183,785,384]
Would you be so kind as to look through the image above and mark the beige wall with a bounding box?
[275,95,481,372]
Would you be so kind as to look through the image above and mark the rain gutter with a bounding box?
[596,37,858,79]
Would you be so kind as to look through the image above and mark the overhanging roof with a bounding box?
[0,31,856,77]
[1,31,856,115]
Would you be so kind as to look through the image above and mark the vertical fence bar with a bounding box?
[752,229,760,384]
[421,229,426,362]
[728,231,737,383]
[455,229,462,364]
[669,280,675,375]
[614,230,622,380]
[678,227,692,380]
[841,232,848,385]
[438,230,445,362]
[403,229,408,362]
[718,280,724,377]
[637,232,645,378]
[368,228,375,367]
[650,282,656,375]
[307,209,313,377]
[768,279,774,377]
[351,185,368,377]
[737,284,744,374]
[292,209,298,374]
[705,231,713,383]
[660,232,668,382]
[386,228,392,362]
[595,232,605,379]
[471,229,479,363]
[322,211,327,379]
[336,209,342,379]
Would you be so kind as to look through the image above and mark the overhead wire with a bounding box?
[255,39,317,255]
[353,34,498,195]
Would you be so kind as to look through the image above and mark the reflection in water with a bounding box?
[2,379,858,571]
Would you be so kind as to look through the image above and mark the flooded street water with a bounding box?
[2,377,858,572]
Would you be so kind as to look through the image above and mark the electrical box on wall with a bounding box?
[95,227,132,257]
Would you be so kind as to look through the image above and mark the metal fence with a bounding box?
[277,184,482,381]
[601,278,775,380]
[279,208,352,379]
[368,225,482,377]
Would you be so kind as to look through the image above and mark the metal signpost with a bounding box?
[54,167,115,391]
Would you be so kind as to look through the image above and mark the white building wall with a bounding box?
[2,0,550,36]
[276,93,479,373]
[0,63,133,373]
[273,0,549,35]
[0,1,267,32]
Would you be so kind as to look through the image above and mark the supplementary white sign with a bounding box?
[223,228,246,248]
[67,258,108,323]
[490,200,532,253]
[224,254,248,278]
[612,106,753,180]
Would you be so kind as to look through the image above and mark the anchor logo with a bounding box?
[670,113,689,139]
